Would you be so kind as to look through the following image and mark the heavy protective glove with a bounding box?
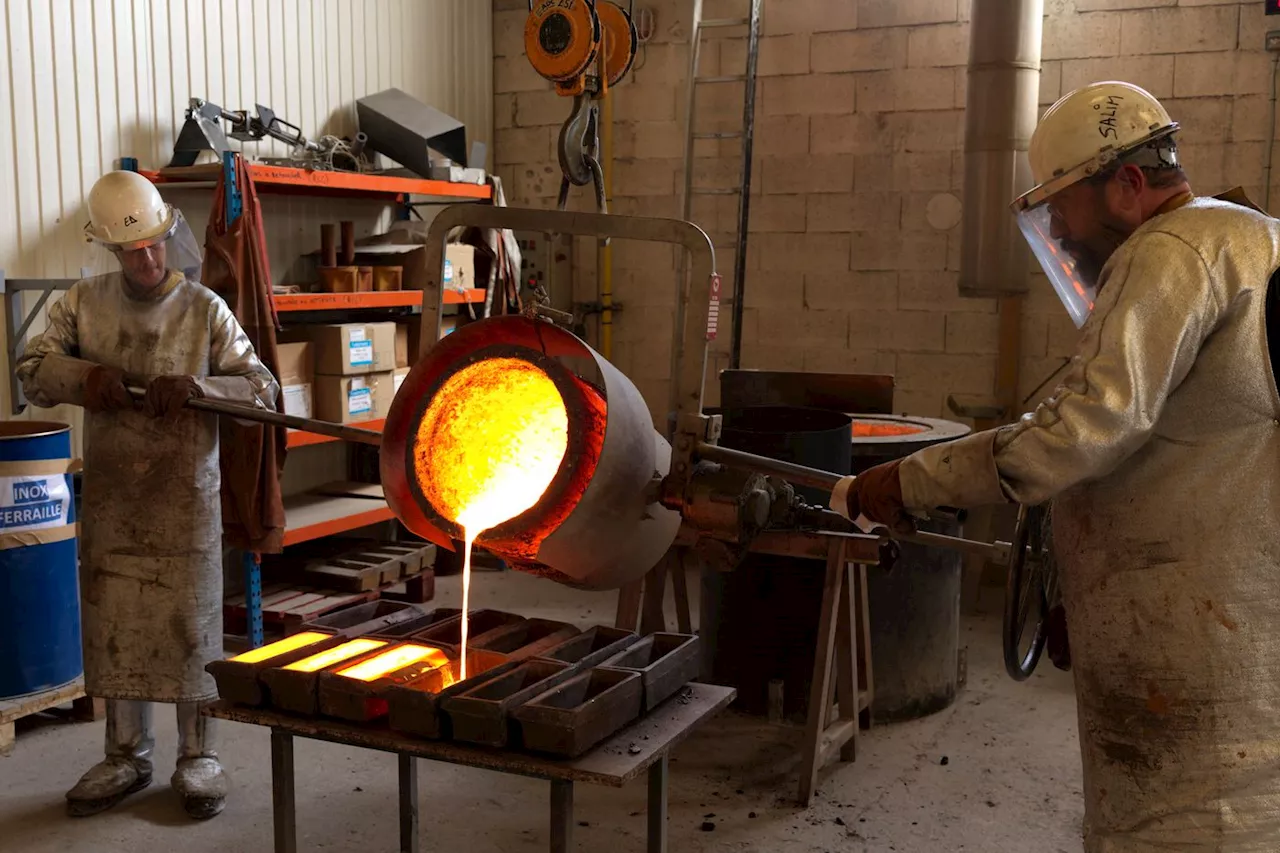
[830,460,916,535]
[144,375,202,420]
[83,365,135,413]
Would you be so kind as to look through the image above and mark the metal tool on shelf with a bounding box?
[168,98,363,171]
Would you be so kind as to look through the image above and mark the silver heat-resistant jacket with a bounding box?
[899,196,1280,851]
[17,271,278,702]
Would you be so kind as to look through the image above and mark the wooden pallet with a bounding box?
[0,677,103,757]
[295,543,437,593]
[224,569,435,636]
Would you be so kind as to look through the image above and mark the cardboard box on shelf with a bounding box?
[443,244,475,294]
[395,324,409,368]
[305,323,397,375]
[393,367,410,398]
[313,371,395,424]
[276,342,314,386]
[283,384,313,418]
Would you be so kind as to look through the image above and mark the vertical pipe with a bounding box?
[320,223,337,267]
[600,75,615,360]
[340,220,356,266]
[959,0,1043,299]
[1264,54,1279,212]
[729,0,761,370]
[995,295,1024,417]
[669,0,706,423]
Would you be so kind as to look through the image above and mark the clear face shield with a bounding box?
[1013,131,1180,328]
[87,207,204,288]
[1014,202,1097,328]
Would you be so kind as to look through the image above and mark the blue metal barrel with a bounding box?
[0,421,82,698]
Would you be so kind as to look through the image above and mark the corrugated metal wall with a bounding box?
[0,0,494,420]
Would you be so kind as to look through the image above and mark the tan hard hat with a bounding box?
[1012,81,1179,213]
[84,170,178,249]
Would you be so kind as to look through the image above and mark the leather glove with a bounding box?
[847,459,916,536]
[83,365,135,413]
[144,375,202,420]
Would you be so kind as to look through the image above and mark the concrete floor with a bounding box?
[0,569,1085,852]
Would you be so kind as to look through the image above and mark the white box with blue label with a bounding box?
[306,322,397,376]
[313,371,395,424]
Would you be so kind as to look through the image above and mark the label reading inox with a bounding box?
[0,474,71,532]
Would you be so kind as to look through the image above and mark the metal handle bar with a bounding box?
[125,385,383,447]
[694,441,968,525]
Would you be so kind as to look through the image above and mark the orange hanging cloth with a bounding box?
[203,158,287,553]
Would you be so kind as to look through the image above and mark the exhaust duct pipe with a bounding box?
[959,0,1044,297]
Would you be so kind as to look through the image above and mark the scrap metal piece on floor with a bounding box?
[204,682,735,853]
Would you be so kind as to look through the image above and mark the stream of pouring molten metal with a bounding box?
[413,357,570,679]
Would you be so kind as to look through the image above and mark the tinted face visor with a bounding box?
[1015,203,1097,328]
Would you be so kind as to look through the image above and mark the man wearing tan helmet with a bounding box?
[836,81,1280,850]
[16,170,278,820]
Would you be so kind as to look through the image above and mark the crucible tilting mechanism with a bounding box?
[176,205,1053,681]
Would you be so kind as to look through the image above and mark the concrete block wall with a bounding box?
[494,0,1275,422]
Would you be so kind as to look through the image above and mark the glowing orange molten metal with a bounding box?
[851,422,928,438]
[413,357,571,678]
[229,631,329,664]
[414,357,570,535]
[335,645,451,683]
[284,639,386,673]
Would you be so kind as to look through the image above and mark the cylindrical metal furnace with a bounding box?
[850,415,972,722]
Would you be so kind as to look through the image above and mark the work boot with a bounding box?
[172,702,227,820]
[66,700,154,817]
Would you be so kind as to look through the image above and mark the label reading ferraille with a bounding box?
[0,474,71,533]
[706,274,722,341]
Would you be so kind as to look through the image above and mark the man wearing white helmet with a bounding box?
[16,170,279,820]
[838,81,1280,849]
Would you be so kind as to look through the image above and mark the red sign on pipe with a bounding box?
[706,275,722,341]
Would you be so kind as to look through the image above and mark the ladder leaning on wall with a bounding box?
[675,0,762,373]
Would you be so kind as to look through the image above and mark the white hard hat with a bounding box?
[1009,81,1179,329]
[84,170,178,249]
[1012,81,1179,214]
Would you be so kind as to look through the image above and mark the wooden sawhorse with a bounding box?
[614,536,874,806]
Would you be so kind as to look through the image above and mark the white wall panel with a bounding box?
[0,0,494,417]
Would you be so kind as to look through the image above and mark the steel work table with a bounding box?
[205,683,735,853]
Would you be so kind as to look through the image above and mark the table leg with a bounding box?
[271,730,296,853]
[647,755,669,853]
[550,780,574,853]
[399,754,419,853]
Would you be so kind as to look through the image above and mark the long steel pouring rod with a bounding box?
[695,442,843,491]
[125,386,384,446]
[693,441,1018,562]
[696,440,967,519]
